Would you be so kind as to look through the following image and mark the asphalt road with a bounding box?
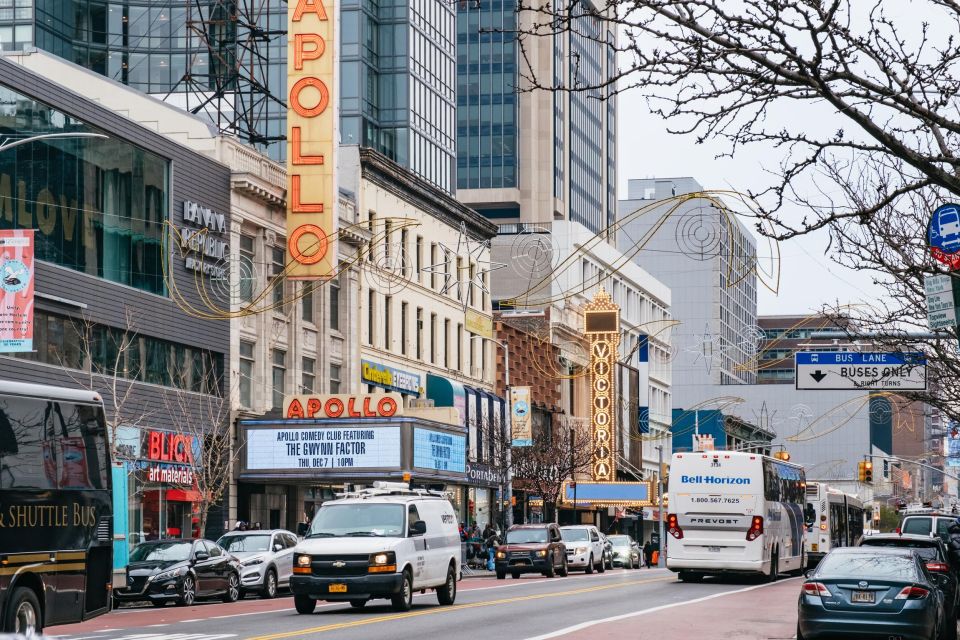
[49,568,800,640]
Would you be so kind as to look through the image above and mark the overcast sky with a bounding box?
[617,92,885,317]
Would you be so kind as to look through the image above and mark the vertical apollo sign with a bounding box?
[584,289,620,482]
[287,0,337,278]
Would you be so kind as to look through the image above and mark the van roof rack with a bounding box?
[336,481,447,500]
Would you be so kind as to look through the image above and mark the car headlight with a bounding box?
[241,557,264,566]
[368,551,397,573]
[536,550,548,557]
[575,546,588,554]
[152,566,187,582]
[496,551,506,559]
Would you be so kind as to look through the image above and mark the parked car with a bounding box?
[859,533,960,637]
[607,535,641,569]
[114,539,241,607]
[218,529,298,599]
[798,547,947,640]
[899,512,957,544]
[560,525,606,574]
[495,524,568,579]
[291,482,461,614]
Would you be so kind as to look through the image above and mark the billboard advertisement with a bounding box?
[510,386,532,447]
[0,229,34,352]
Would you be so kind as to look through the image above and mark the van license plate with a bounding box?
[708,546,721,552]
[329,584,347,593]
[852,590,874,603]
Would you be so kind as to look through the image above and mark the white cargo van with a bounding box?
[290,482,461,613]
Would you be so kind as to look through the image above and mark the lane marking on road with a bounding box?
[521,577,801,640]
[247,576,675,640]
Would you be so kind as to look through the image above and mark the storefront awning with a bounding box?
[166,489,203,502]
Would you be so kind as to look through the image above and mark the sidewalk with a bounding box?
[552,576,800,639]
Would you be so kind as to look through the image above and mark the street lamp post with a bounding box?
[472,335,513,529]
[655,444,665,567]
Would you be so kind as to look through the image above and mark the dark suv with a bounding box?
[859,533,959,639]
[495,524,568,579]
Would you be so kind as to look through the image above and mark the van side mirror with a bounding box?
[410,520,427,536]
[803,569,813,579]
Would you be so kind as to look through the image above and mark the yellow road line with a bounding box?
[250,576,674,640]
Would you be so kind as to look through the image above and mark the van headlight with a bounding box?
[535,550,548,557]
[368,551,397,573]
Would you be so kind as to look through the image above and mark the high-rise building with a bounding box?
[6,0,456,193]
[455,0,617,234]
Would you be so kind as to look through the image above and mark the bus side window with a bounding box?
[55,401,107,490]
[0,396,57,490]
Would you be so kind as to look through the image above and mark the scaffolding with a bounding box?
[166,0,286,150]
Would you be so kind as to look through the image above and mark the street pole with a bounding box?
[657,444,665,567]
[503,342,513,529]
[571,427,577,525]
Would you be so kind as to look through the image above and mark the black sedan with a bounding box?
[798,547,947,640]
[859,533,959,640]
[114,539,242,607]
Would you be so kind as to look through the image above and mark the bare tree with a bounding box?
[512,0,960,419]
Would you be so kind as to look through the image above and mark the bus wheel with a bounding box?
[4,587,41,634]
[768,553,779,583]
[679,571,702,583]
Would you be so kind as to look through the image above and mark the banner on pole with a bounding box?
[0,229,34,353]
[510,386,532,446]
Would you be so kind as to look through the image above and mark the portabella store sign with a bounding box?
[465,462,504,487]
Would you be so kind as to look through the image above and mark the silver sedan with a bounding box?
[218,529,297,598]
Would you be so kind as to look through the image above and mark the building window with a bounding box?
[444,319,450,368]
[385,220,393,262]
[272,349,286,410]
[468,331,475,375]
[329,363,341,394]
[301,282,315,324]
[416,235,423,277]
[239,340,255,408]
[239,235,255,303]
[430,243,437,289]
[416,307,424,360]
[0,84,169,295]
[401,302,408,355]
[368,290,376,346]
[329,275,341,331]
[302,356,315,393]
[456,323,463,372]
[272,246,285,307]
[430,313,437,364]
[400,228,409,276]
[384,295,393,351]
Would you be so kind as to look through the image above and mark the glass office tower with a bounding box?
[4,0,456,193]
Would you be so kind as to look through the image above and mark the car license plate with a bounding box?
[852,590,874,603]
[328,584,347,593]
[708,546,721,552]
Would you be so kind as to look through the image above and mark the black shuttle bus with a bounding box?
[0,380,114,633]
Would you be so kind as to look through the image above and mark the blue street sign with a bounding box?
[928,203,960,255]
[795,351,926,391]
[795,352,925,366]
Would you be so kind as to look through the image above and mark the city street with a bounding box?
[49,569,800,640]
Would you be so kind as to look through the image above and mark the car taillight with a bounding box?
[801,582,831,598]
[746,516,764,541]
[926,562,950,573]
[667,513,683,540]
[895,586,929,600]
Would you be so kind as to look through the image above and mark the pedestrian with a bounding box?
[482,523,498,571]
[643,539,654,568]
[947,518,960,567]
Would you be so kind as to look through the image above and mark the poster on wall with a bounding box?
[510,386,532,447]
[0,229,34,353]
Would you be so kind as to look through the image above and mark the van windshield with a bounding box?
[308,503,406,538]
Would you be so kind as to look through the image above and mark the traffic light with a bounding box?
[857,461,866,482]
[864,460,873,483]
[774,450,791,461]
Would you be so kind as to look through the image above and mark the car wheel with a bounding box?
[3,587,42,635]
[177,576,196,607]
[586,555,595,574]
[496,570,505,580]
[558,557,568,577]
[598,555,606,573]
[294,594,317,614]
[796,623,805,640]
[349,599,367,609]
[437,564,457,605]
[391,570,413,612]
[262,569,278,599]
[511,571,521,579]
[679,571,703,583]
[223,572,240,603]
[544,555,556,578]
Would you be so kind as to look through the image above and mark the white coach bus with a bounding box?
[666,450,806,582]
[803,482,865,568]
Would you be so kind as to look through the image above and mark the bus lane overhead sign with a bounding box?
[794,352,926,391]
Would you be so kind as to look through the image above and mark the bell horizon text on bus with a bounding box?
[666,450,806,582]
[0,380,115,634]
